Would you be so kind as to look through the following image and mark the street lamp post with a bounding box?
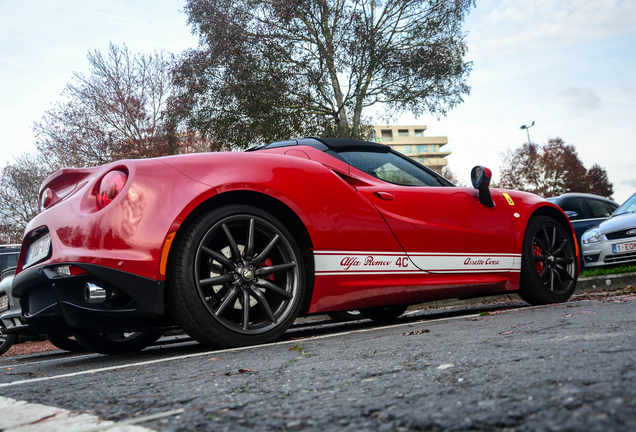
[520,121,535,145]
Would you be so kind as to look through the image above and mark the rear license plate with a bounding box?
[612,240,636,254]
[24,233,51,268]
[0,295,8,312]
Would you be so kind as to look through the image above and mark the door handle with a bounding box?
[373,191,395,201]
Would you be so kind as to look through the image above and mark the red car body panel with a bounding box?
[14,140,574,323]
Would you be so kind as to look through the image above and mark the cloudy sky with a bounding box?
[1,0,635,202]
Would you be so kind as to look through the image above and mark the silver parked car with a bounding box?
[581,193,636,267]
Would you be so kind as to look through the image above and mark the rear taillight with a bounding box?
[97,170,128,209]
[41,188,54,210]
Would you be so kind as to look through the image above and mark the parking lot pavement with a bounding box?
[1,294,635,431]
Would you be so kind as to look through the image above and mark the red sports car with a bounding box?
[12,138,578,354]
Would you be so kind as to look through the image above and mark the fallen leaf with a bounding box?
[208,357,220,361]
[566,314,573,317]
[289,344,303,351]
[499,331,514,335]
[372,349,378,354]
[438,364,454,370]
[238,368,255,373]
[403,329,430,336]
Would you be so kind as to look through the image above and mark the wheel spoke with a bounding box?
[547,267,556,291]
[553,238,567,255]
[255,279,293,299]
[241,289,251,330]
[202,246,235,269]
[535,238,550,255]
[552,267,564,291]
[550,226,557,249]
[256,262,296,276]
[222,223,241,260]
[245,218,255,260]
[533,255,547,262]
[539,264,549,279]
[556,257,574,264]
[250,286,277,323]
[215,285,240,317]
[200,273,235,286]
[555,264,574,281]
[253,234,280,266]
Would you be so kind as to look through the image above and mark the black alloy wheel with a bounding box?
[167,205,305,347]
[519,216,577,305]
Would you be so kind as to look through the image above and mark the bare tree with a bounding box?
[0,154,54,243]
[34,43,179,168]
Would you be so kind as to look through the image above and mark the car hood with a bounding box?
[597,212,636,234]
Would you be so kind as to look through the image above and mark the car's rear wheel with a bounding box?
[519,216,577,305]
[0,323,16,356]
[360,305,408,322]
[45,334,87,353]
[73,331,162,355]
[167,205,305,347]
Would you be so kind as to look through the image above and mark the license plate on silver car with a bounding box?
[24,233,51,268]
[612,240,636,254]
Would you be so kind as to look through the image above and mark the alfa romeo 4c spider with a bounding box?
[10,138,579,354]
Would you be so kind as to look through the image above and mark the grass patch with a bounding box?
[580,264,636,278]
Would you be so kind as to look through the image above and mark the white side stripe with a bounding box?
[314,251,522,275]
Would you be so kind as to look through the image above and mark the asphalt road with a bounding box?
[1,293,635,432]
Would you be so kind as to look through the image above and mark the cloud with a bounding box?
[560,87,602,115]
[621,178,636,187]
[468,0,636,60]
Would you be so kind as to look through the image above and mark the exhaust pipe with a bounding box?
[85,283,107,304]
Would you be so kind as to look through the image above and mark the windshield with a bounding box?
[613,193,636,216]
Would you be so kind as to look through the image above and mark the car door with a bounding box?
[338,149,517,274]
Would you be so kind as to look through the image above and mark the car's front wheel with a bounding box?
[519,216,577,305]
[167,205,305,347]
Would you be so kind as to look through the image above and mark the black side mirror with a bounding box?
[471,166,494,207]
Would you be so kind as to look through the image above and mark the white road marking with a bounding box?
[0,396,155,431]
[0,311,484,388]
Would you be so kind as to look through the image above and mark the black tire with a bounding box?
[359,305,408,322]
[328,310,362,322]
[0,324,16,356]
[167,205,305,347]
[519,216,577,305]
[73,331,162,355]
[45,334,88,353]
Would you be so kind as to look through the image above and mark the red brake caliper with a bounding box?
[533,243,544,273]
[260,258,275,281]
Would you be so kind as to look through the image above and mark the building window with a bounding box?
[414,129,425,137]
[432,145,438,152]
[418,156,423,163]
[398,129,409,137]
[381,130,393,141]
[405,145,411,153]
[416,145,427,153]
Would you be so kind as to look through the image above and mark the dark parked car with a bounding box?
[546,193,618,265]
[0,245,20,274]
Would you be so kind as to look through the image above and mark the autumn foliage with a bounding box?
[499,138,613,199]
